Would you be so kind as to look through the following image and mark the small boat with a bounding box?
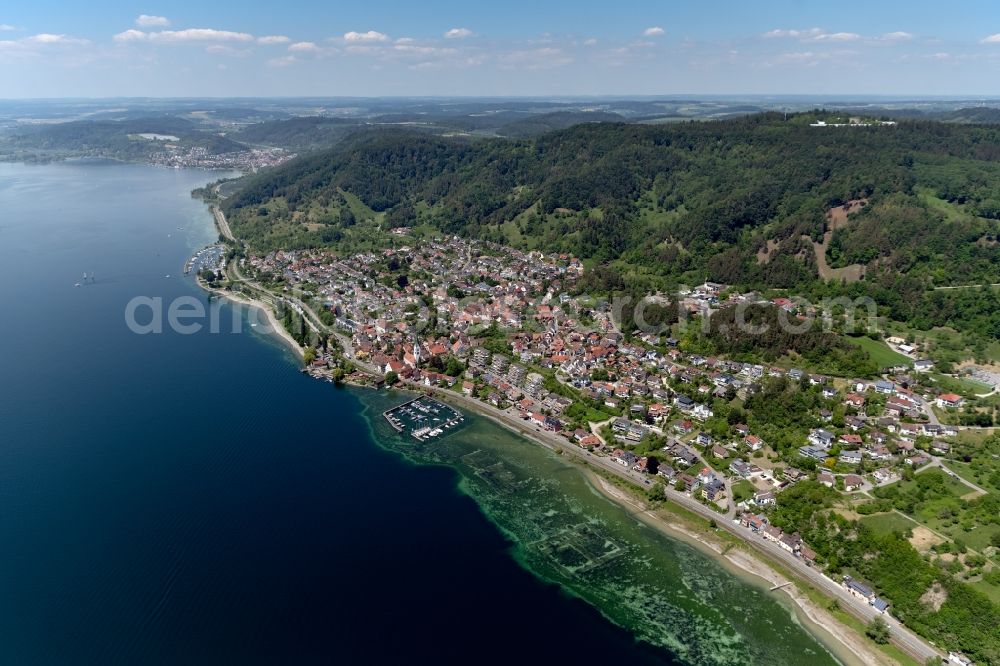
[74,283,81,287]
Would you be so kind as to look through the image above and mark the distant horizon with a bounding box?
[6,94,1000,102]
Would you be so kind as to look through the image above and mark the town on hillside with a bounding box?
[215,234,997,665]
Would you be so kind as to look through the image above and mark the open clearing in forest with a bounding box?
[811,199,867,282]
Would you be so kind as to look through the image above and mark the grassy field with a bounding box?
[847,335,912,369]
[860,511,919,535]
[960,524,1000,555]
[916,187,970,224]
[878,469,967,519]
[946,460,988,491]
[874,471,1000,560]
[928,372,993,397]
[971,577,1000,605]
[881,321,985,367]
[731,479,755,503]
[947,456,998,492]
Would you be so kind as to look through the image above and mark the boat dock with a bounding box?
[185,244,225,276]
[383,396,464,441]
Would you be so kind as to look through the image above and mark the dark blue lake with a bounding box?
[0,162,684,664]
[0,162,839,665]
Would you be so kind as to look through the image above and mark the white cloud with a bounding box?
[393,43,457,57]
[0,24,17,31]
[25,33,89,45]
[765,28,800,38]
[982,34,1000,43]
[205,44,251,57]
[930,52,951,60]
[763,28,823,40]
[288,41,319,52]
[583,38,598,46]
[344,30,389,42]
[267,55,297,67]
[158,28,254,42]
[765,28,860,42]
[258,35,290,45]
[113,29,146,42]
[881,31,913,41]
[0,32,89,56]
[444,27,473,39]
[115,28,255,43]
[814,32,860,42]
[27,33,68,44]
[643,26,665,37]
[135,15,170,27]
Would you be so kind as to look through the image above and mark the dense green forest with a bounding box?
[702,304,879,376]
[494,110,626,138]
[234,116,363,151]
[230,109,627,151]
[224,113,1000,340]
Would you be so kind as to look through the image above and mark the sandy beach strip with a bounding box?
[200,281,304,360]
[200,204,303,360]
[587,473,893,666]
[406,384,891,664]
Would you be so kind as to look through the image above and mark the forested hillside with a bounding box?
[2,117,247,158]
[233,116,362,151]
[224,113,1000,339]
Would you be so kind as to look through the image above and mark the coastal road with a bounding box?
[211,204,236,243]
[415,386,943,666]
[208,205,940,664]
[212,203,328,338]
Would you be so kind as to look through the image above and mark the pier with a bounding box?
[185,244,225,276]
[383,396,464,441]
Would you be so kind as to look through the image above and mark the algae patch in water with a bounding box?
[357,390,839,666]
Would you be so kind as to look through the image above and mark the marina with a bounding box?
[383,396,465,441]
[185,244,226,276]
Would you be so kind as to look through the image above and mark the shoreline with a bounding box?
[196,201,904,665]
[585,473,885,666]
[407,385,900,666]
[197,279,304,361]
[198,200,304,362]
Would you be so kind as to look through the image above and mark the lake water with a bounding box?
[0,161,840,665]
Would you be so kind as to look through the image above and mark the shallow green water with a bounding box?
[354,388,841,666]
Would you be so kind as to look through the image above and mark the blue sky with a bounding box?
[4,1,1000,97]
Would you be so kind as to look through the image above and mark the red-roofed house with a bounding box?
[936,393,964,409]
